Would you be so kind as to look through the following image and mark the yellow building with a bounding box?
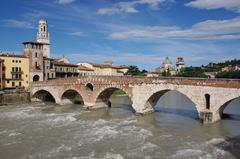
[76,61,129,76]
[0,54,29,90]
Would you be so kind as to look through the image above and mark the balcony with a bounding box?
[11,70,24,74]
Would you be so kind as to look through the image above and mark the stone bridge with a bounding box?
[30,76,240,123]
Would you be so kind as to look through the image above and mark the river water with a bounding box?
[0,91,240,159]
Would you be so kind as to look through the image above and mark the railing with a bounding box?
[11,71,23,74]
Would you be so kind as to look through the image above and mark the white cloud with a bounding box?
[2,19,35,29]
[185,0,240,13]
[57,0,75,5]
[97,0,174,15]
[110,17,240,40]
[68,31,84,36]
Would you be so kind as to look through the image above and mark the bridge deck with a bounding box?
[30,76,240,89]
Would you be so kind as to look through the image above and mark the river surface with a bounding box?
[0,91,240,159]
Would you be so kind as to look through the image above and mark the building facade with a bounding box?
[155,57,176,75]
[76,61,128,76]
[176,57,185,72]
[0,54,29,90]
[53,58,79,78]
[23,41,44,82]
[43,58,56,80]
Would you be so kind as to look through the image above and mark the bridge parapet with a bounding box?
[30,76,240,88]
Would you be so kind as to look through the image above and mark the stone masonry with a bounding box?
[30,76,240,124]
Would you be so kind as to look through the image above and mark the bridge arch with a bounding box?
[60,89,84,105]
[32,89,56,103]
[143,89,200,117]
[94,86,133,110]
[218,97,240,119]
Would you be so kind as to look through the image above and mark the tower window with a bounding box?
[43,26,46,32]
[35,52,38,58]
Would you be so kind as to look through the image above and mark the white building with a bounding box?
[37,19,50,58]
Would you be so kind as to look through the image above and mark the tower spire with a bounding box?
[37,19,50,44]
[36,19,50,58]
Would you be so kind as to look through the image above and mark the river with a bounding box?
[0,91,240,159]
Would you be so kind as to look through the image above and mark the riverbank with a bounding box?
[0,91,30,105]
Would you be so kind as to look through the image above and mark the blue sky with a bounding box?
[0,0,240,70]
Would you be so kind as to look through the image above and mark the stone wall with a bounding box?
[0,92,30,105]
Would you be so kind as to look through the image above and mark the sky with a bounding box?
[0,0,240,70]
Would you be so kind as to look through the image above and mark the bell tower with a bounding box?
[37,19,50,58]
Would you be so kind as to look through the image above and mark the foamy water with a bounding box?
[0,93,240,159]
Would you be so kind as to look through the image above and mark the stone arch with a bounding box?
[33,75,40,82]
[60,89,84,105]
[218,97,240,118]
[32,89,56,103]
[143,89,199,115]
[94,86,133,109]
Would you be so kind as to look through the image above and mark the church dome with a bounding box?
[163,57,172,65]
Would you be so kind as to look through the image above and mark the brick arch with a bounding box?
[93,85,133,109]
[60,88,85,105]
[32,89,56,103]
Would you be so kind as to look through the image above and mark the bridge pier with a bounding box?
[199,110,221,124]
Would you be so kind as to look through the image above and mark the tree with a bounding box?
[125,65,148,76]
[216,70,240,79]
[125,65,141,76]
[162,69,171,77]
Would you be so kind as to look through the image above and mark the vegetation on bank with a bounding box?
[124,65,147,76]
[176,67,208,78]
[124,59,240,79]
[216,70,240,79]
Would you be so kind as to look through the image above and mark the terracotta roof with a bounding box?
[91,63,128,69]
[111,65,129,69]
[78,65,94,71]
[43,57,55,61]
[53,61,78,67]
[0,53,28,58]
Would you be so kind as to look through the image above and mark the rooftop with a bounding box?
[0,53,28,58]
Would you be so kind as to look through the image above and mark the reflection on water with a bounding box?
[0,91,240,159]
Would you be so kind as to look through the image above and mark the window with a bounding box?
[12,60,14,63]
[16,67,18,72]
[47,73,49,78]
[19,60,21,63]
[3,66,5,71]
[16,60,18,63]
[205,94,210,110]
[12,82,15,87]
[7,80,9,83]
[35,62,38,69]
[12,67,14,72]
[26,74,28,77]
[19,82,21,86]
[35,52,38,58]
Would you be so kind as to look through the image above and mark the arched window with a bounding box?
[43,26,46,32]
[86,83,93,93]
[33,75,40,82]
[205,94,210,109]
